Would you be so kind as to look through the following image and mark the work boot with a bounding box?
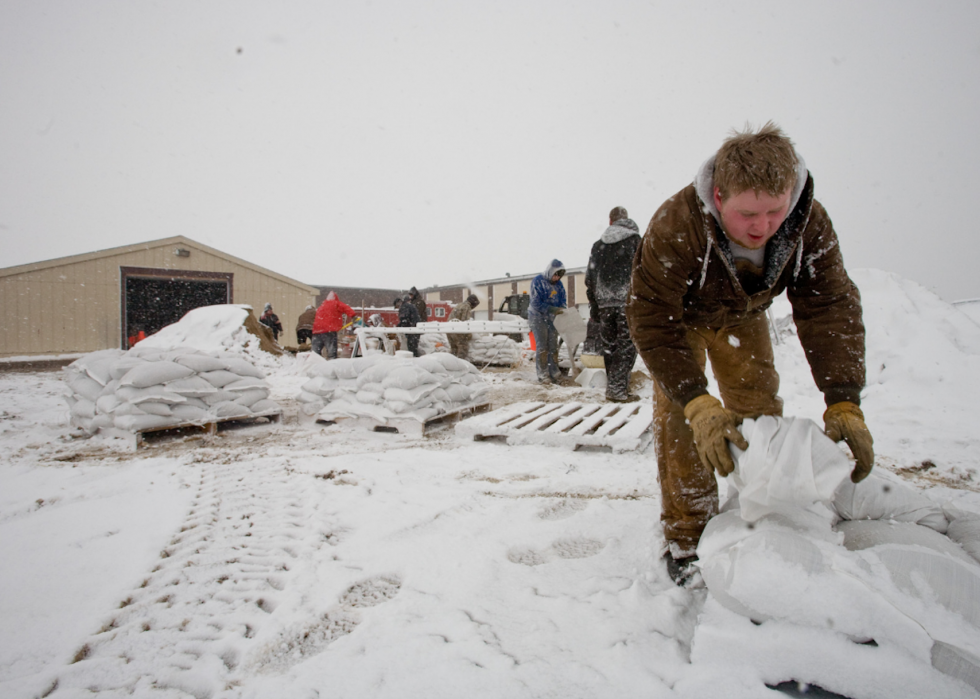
[664,551,700,586]
[607,394,639,403]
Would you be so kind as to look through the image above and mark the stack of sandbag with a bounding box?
[418,332,449,355]
[296,351,489,424]
[693,415,980,694]
[64,346,280,436]
[466,334,522,366]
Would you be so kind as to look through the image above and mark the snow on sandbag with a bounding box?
[466,335,522,365]
[944,506,980,565]
[697,511,934,658]
[119,361,196,388]
[64,346,280,436]
[833,473,949,533]
[249,399,279,414]
[303,354,488,425]
[931,641,980,693]
[78,349,125,386]
[729,416,852,522]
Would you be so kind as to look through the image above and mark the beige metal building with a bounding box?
[422,266,588,320]
[0,236,318,358]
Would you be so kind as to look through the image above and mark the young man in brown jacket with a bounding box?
[626,123,874,585]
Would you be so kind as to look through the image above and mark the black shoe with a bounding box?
[607,394,640,403]
[664,551,699,586]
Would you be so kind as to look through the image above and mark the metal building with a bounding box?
[0,235,318,358]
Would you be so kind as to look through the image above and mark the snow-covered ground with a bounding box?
[1,269,979,699]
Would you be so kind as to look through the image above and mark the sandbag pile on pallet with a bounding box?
[64,346,280,436]
[296,352,489,423]
[418,332,449,355]
[466,335,522,366]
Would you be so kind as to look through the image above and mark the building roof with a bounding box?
[0,235,318,294]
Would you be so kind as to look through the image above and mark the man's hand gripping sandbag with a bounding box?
[823,401,874,483]
[683,394,749,476]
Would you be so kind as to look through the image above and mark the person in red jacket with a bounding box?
[312,291,356,359]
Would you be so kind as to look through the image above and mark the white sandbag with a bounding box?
[331,358,361,380]
[211,401,251,418]
[836,520,976,566]
[574,368,607,389]
[297,390,323,405]
[173,354,229,373]
[115,386,187,405]
[234,388,269,407]
[109,357,150,381]
[66,373,105,403]
[114,414,176,432]
[136,402,175,418]
[301,376,339,397]
[201,390,240,406]
[444,384,472,403]
[70,399,97,421]
[730,416,851,522]
[932,641,980,693]
[198,370,242,388]
[223,376,268,392]
[180,397,209,410]
[387,394,435,414]
[78,350,125,386]
[423,352,475,374]
[414,356,451,376]
[876,545,980,628]
[96,393,122,414]
[381,365,437,390]
[113,402,148,417]
[357,361,397,387]
[218,357,266,379]
[249,399,279,414]
[119,361,195,388]
[170,404,210,422]
[945,508,980,565]
[300,399,325,416]
[91,413,114,430]
[383,384,439,405]
[698,511,934,658]
[834,474,948,533]
[355,389,384,405]
[165,376,218,397]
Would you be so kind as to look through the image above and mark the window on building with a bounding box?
[435,307,445,317]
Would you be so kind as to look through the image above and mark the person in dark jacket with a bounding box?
[259,303,283,342]
[586,206,641,402]
[398,294,422,356]
[409,287,428,323]
[626,122,872,585]
[296,305,316,345]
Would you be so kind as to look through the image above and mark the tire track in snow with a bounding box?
[45,454,333,698]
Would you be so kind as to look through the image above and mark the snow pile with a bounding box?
[466,334,522,365]
[135,304,255,353]
[64,346,280,436]
[296,351,489,423]
[694,415,980,696]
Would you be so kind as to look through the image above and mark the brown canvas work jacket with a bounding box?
[627,162,865,410]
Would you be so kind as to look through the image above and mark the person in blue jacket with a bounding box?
[528,259,567,384]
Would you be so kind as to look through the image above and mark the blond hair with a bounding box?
[714,121,798,200]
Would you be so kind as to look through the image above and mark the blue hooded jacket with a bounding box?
[528,259,567,320]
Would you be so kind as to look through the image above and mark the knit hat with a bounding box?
[264,303,272,312]
[467,294,480,307]
[609,206,628,222]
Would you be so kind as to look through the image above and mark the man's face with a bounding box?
[714,186,792,250]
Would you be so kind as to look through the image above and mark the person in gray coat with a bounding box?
[586,206,641,402]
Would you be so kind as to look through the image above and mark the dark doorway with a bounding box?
[120,267,233,348]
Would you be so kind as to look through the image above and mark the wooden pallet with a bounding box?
[454,401,652,452]
[132,409,282,448]
[317,401,492,437]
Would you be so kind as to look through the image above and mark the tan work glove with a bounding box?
[824,401,874,483]
[683,394,748,477]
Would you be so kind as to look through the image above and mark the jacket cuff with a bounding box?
[676,387,709,409]
[823,386,862,407]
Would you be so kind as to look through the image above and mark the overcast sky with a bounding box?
[2,1,979,302]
